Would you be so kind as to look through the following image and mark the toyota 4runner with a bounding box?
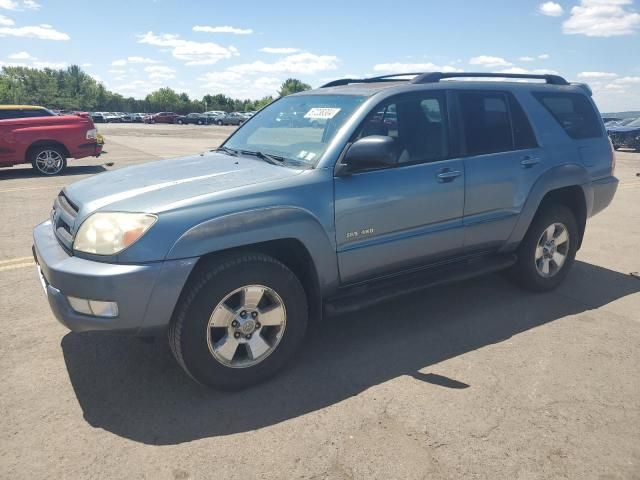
[32,72,618,389]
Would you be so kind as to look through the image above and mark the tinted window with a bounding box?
[508,94,538,149]
[356,92,449,165]
[24,109,54,118]
[0,109,19,120]
[534,92,602,139]
[458,92,513,155]
[0,108,53,120]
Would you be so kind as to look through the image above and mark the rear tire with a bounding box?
[217,120,223,126]
[510,204,578,292]
[168,253,308,389]
[30,145,67,176]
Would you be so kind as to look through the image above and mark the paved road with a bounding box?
[1,124,639,479]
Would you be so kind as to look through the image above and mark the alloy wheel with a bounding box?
[206,285,287,368]
[535,222,570,278]
[35,149,64,175]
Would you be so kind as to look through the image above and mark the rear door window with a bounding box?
[508,94,538,149]
[458,92,513,155]
[533,92,602,139]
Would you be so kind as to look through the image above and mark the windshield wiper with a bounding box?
[239,150,285,165]
[215,146,239,156]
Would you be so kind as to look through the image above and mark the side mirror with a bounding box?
[337,135,397,175]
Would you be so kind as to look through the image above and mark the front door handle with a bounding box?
[436,169,462,182]
[520,156,540,168]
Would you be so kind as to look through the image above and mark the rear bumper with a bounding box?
[32,220,197,335]
[588,176,618,218]
[72,142,103,159]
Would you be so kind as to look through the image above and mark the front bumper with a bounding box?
[32,220,197,335]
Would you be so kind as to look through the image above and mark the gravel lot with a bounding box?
[1,123,639,480]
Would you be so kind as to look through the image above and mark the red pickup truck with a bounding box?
[0,105,103,176]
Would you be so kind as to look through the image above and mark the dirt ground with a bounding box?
[1,123,639,479]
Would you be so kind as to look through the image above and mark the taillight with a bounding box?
[86,128,97,140]
[609,137,616,175]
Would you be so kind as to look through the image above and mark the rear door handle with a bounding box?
[436,169,462,182]
[520,156,540,168]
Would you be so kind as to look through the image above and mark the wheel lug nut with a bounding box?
[251,311,258,318]
[246,333,252,340]
[231,320,239,327]
[255,322,261,329]
[234,332,241,339]
[240,311,247,318]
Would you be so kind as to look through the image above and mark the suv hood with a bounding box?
[64,151,303,215]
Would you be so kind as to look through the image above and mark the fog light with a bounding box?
[67,296,118,318]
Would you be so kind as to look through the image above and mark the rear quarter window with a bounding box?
[533,92,602,139]
[0,108,54,120]
[0,109,19,120]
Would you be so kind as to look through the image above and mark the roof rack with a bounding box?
[320,71,569,88]
[320,73,424,88]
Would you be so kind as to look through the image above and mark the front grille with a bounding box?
[51,191,79,250]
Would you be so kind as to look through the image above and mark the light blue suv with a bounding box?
[33,72,618,389]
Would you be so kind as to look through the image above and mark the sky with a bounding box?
[0,0,638,112]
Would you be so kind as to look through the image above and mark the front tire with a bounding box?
[510,204,578,292]
[217,120,223,126]
[30,145,67,176]
[168,253,308,389]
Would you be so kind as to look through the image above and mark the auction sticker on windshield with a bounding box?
[304,108,341,120]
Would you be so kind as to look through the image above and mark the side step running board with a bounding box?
[324,254,517,317]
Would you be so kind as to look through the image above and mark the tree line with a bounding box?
[0,65,311,113]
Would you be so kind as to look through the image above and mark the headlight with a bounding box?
[74,212,157,255]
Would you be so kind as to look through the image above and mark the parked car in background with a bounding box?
[204,110,225,117]
[103,112,122,123]
[176,113,209,125]
[144,112,179,124]
[203,112,223,123]
[215,112,247,126]
[89,112,106,123]
[0,105,102,175]
[601,117,621,124]
[607,117,640,151]
[32,71,618,388]
[605,117,636,128]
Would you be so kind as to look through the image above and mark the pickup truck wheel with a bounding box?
[31,146,67,176]
[510,204,578,292]
[168,253,308,389]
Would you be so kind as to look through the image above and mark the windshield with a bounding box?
[223,94,366,167]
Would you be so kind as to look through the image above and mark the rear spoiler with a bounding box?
[571,82,593,96]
